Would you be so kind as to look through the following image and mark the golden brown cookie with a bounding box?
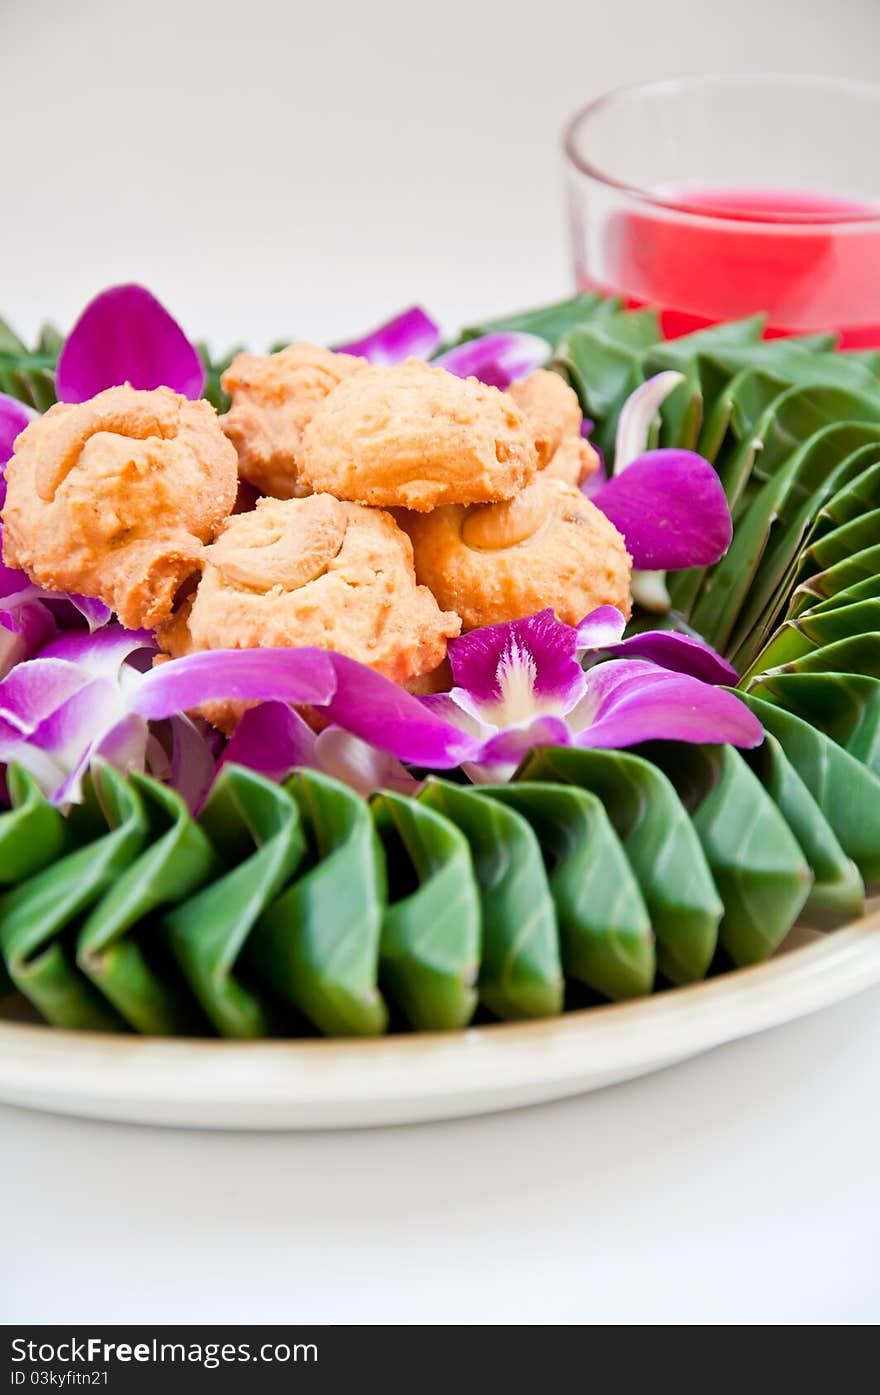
[543,435,601,488]
[402,476,632,630]
[297,358,537,511]
[220,342,364,499]
[2,385,237,629]
[157,494,461,712]
[508,369,599,486]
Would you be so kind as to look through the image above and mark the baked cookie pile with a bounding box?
[2,345,633,717]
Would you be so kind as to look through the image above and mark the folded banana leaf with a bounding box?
[418,780,562,1020]
[164,765,307,1038]
[458,291,618,348]
[774,634,880,680]
[741,694,880,885]
[746,733,864,924]
[798,511,880,582]
[0,765,70,885]
[790,546,880,616]
[0,767,73,999]
[807,455,880,543]
[693,421,880,656]
[477,780,654,1002]
[372,789,480,1031]
[247,769,386,1038]
[805,575,880,616]
[521,747,721,984]
[728,428,880,669]
[745,600,880,676]
[77,774,221,1034]
[645,743,812,965]
[747,672,880,778]
[557,309,662,456]
[0,763,149,1029]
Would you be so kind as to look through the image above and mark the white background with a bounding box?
[2,0,880,1325]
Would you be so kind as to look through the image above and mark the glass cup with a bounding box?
[564,74,880,346]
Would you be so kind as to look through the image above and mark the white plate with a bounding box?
[1,905,878,1130]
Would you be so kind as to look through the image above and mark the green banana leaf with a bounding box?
[748,671,880,778]
[746,734,864,924]
[728,428,880,668]
[457,292,617,348]
[741,694,880,885]
[165,765,307,1038]
[418,780,563,1020]
[0,766,72,1000]
[372,789,480,1031]
[645,744,811,965]
[774,634,880,680]
[807,457,880,542]
[0,763,149,1030]
[790,546,880,616]
[798,510,880,579]
[804,575,880,616]
[0,765,70,885]
[247,770,386,1038]
[745,600,880,677]
[476,781,654,1002]
[693,421,880,655]
[557,310,662,457]
[77,774,221,1035]
[521,747,721,984]
[0,316,58,412]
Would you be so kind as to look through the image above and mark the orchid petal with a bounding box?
[0,657,94,739]
[55,283,205,403]
[469,715,573,783]
[570,659,763,749]
[323,654,478,767]
[67,594,113,632]
[0,392,35,467]
[591,450,733,570]
[600,631,739,685]
[131,647,337,721]
[219,700,317,783]
[432,332,550,390]
[614,371,686,472]
[449,609,584,708]
[168,713,219,812]
[0,602,56,680]
[313,726,420,797]
[335,306,440,365]
[38,625,156,678]
[575,607,628,651]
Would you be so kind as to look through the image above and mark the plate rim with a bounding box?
[0,905,878,1129]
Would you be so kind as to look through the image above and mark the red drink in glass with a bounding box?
[565,78,880,347]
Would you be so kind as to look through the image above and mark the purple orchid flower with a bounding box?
[55,284,205,403]
[589,373,732,585]
[220,700,418,797]
[0,393,35,469]
[575,605,739,685]
[431,332,551,390]
[412,609,760,782]
[0,628,337,805]
[335,306,441,365]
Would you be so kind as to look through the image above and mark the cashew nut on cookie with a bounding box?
[2,385,238,628]
[507,370,600,488]
[402,476,632,630]
[157,494,461,723]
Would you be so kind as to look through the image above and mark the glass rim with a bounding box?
[563,73,880,228]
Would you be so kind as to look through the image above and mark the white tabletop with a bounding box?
[3,985,879,1324]
[3,0,880,1327]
